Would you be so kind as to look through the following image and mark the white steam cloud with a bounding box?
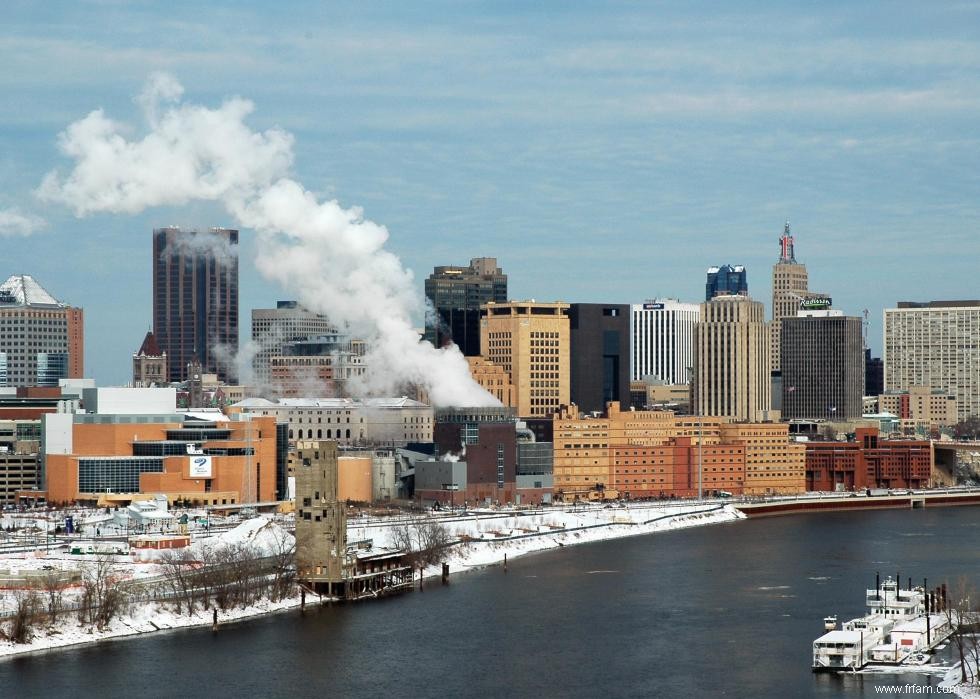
[159,228,239,265]
[0,207,46,236]
[37,73,498,408]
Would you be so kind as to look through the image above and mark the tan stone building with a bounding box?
[770,223,829,368]
[878,385,958,433]
[694,295,773,422]
[720,422,805,495]
[553,403,804,499]
[466,356,515,407]
[480,301,569,418]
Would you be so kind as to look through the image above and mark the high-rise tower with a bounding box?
[694,295,771,422]
[771,222,829,369]
[424,257,507,357]
[0,275,83,387]
[152,227,239,383]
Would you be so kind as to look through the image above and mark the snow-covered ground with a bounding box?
[0,502,742,659]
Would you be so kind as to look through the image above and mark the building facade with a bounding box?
[0,275,83,387]
[705,265,748,300]
[770,223,830,368]
[133,331,168,387]
[878,385,958,433]
[553,403,803,499]
[781,311,864,420]
[43,412,278,505]
[480,301,570,418]
[424,257,507,357]
[629,299,700,385]
[569,303,631,415]
[465,357,515,407]
[229,397,433,447]
[152,226,239,383]
[250,301,335,388]
[694,295,772,422]
[805,427,932,491]
[884,301,980,422]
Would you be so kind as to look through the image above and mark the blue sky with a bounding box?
[2,1,979,384]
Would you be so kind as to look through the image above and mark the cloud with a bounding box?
[38,73,499,408]
[0,207,45,236]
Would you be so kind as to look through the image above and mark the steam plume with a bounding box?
[38,73,498,407]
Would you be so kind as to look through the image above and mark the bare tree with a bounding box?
[2,589,42,644]
[40,571,65,624]
[392,515,452,568]
[79,555,123,629]
[944,577,976,683]
[266,527,296,601]
[159,549,198,616]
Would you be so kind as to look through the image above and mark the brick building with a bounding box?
[805,427,932,491]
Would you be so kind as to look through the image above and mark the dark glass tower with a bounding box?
[424,257,507,356]
[705,264,748,301]
[152,227,239,383]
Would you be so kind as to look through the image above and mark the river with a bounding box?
[4,506,979,698]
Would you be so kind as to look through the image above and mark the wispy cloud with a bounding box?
[0,207,45,236]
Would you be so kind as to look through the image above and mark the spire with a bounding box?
[778,220,796,263]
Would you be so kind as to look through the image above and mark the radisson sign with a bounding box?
[800,297,832,310]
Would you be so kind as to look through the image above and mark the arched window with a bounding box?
[288,429,293,439]
[317,429,322,439]
[346,429,351,439]
[307,429,313,438]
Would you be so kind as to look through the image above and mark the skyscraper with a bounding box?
[693,295,771,421]
[424,257,507,356]
[568,303,631,414]
[781,311,864,420]
[705,265,748,301]
[884,300,980,422]
[629,299,700,385]
[480,301,569,418]
[152,227,239,383]
[770,222,829,368]
[0,275,83,387]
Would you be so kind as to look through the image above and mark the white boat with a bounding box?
[823,615,837,631]
[812,577,951,672]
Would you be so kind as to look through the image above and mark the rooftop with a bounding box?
[0,275,64,308]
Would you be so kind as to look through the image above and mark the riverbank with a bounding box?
[0,502,743,659]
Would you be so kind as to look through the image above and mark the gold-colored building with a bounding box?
[466,356,515,407]
[694,295,773,422]
[720,422,805,495]
[480,300,570,418]
[771,223,829,367]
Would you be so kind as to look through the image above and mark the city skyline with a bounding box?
[1,3,979,385]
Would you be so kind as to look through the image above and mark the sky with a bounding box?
[1,1,979,385]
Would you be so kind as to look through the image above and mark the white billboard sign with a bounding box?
[189,455,213,478]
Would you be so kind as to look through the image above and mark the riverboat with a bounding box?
[812,576,953,672]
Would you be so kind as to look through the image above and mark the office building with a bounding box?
[480,300,570,418]
[250,301,335,388]
[569,303,631,414]
[865,349,884,397]
[705,265,748,301]
[781,311,864,420]
[693,295,772,422]
[152,226,239,383]
[878,386,958,433]
[424,257,507,356]
[629,299,700,385]
[884,301,980,421]
[0,275,83,387]
[770,223,830,368]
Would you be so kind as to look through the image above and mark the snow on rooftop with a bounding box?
[0,275,63,307]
